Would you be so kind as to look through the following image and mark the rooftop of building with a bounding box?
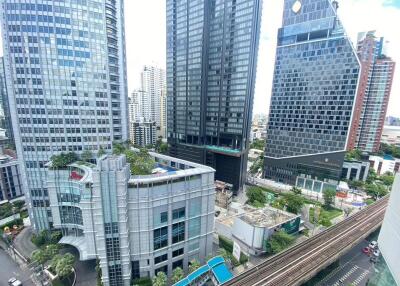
[216,204,299,229]
[49,149,215,184]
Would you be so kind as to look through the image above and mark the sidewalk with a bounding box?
[14,227,37,259]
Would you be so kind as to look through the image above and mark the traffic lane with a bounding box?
[0,249,34,286]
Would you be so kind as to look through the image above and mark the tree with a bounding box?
[347,180,364,190]
[217,248,231,262]
[113,142,127,155]
[50,254,63,270]
[188,259,201,274]
[31,230,50,247]
[155,139,168,154]
[366,183,388,199]
[152,271,167,286]
[379,172,394,187]
[345,149,362,161]
[366,169,378,184]
[171,267,184,284]
[249,155,264,175]
[51,231,62,244]
[51,152,78,169]
[45,244,60,257]
[246,187,266,206]
[323,188,336,208]
[290,186,302,195]
[32,249,50,265]
[126,148,155,175]
[97,146,106,157]
[266,230,295,254]
[81,150,93,162]
[250,139,265,151]
[283,193,305,214]
[55,254,75,278]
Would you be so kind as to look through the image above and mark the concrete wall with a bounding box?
[378,174,400,286]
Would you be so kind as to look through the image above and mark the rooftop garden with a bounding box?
[113,142,155,175]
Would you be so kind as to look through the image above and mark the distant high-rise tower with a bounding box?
[141,65,166,138]
[0,0,128,231]
[348,31,396,153]
[167,0,262,192]
[263,0,360,190]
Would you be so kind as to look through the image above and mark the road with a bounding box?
[223,197,388,286]
[13,227,37,259]
[0,249,33,286]
[61,246,97,286]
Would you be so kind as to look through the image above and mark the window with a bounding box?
[188,218,201,238]
[154,253,168,265]
[155,265,168,276]
[154,226,168,250]
[160,211,168,223]
[172,207,185,220]
[172,222,185,244]
[172,259,183,270]
[172,248,184,258]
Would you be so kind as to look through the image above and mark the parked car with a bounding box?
[369,241,378,249]
[362,247,370,254]
[8,278,22,286]
[373,249,381,257]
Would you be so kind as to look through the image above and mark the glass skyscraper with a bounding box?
[0,0,128,230]
[166,0,262,192]
[264,0,360,190]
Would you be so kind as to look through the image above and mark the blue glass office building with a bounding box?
[167,0,262,192]
[264,0,360,190]
[0,0,128,230]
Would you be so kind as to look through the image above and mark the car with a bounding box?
[362,247,370,254]
[369,241,378,249]
[8,278,17,285]
[373,249,381,257]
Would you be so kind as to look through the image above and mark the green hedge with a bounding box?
[0,218,23,229]
[132,277,152,286]
[218,235,248,265]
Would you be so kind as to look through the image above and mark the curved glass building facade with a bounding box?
[0,0,128,230]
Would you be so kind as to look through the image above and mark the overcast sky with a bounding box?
[125,0,400,117]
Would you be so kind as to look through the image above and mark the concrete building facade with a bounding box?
[47,152,215,286]
[369,155,400,175]
[130,121,157,147]
[379,173,400,286]
[0,0,129,230]
[0,128,23,202]
[348,31,396,153]
[263,0,360,187]
[166,0,262,192]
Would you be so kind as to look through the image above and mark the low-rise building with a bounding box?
[341,160,370,181]
[130,121,157,147]
[215,205,301,256]
[47,152,215,286]
[0,129,23,203]
[379,173,400,285]
[381,126,400,146]
[215,181,233,209]
[369,155,400,175]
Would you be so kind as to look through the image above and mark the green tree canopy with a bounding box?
[283,193,305,214]
[171,267,185,284]
[155,139,168,154]
[81,150,93,162]
[290,186,302,195]
[246,187,266,207]
[380,143,400,158]
[152,271,167,286]
[32,249,50,265]
[379,172,394,187]
[366,182,388,198]
[55,253,75,278]
[266,230,295,254]
[345,149,362,161]
[51,152,78,169]
[322,188,336,208]
[250,139,265,151]
[188,259,201,274]
[126,148,155,175]
[249,155,264,175]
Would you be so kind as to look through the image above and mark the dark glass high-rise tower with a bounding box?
[263,0,360,191]
[0,0,128,230]
[166,0,262,192]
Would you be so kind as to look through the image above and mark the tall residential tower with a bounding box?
[166,0,262,192]
[347,31,396,153]
[263,0,360,191]
[0,0,128,230]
